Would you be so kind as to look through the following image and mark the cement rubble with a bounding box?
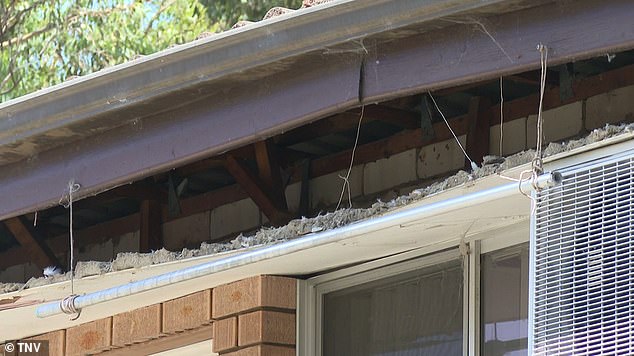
[1,122,633,294]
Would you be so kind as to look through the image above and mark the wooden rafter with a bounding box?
[276,105,420,146]
[465,96,492,168]
[254,140,287,211]
[99,183,167,203]
[4,63,634,269]
[4,217,60,269]
[224,155,291,225]
[140,200,162,252]
[368,105,420,130]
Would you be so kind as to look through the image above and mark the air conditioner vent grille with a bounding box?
[532,155,634,355]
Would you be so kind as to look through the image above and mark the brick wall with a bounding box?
[212,276,297,355]
[1,275,297,356]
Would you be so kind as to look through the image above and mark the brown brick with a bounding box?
[238,310,295,347]
[222,344,295,356]
[213,276,296,318]
[112,304,161,346]
[24,330,65,356]
[65,318,112,356]
[162,289,211,333]
[212,317,237,353]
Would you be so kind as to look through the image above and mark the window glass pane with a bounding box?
[323,258,463,356]
[481,243,529,356]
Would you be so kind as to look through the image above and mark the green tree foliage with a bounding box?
[0,0,301,103]
[199,0,302,29]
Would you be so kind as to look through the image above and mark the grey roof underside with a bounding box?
[2,0,634,222]
[0,0,542,166]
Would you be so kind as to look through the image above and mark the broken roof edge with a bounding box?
[1,124,633,341]
[0,0,521,151]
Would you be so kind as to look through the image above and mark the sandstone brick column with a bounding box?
[212,275,296,355]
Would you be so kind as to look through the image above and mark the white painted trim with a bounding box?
[150,340,215,356]
[468,240,481,356]
[302,249,462,355]
[297,279,316,356]
[480,219,529,253]
[527,189,538,355]
[462,251,470,356]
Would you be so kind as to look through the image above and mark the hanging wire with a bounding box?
[518,44,549,215]
[499,76,504,156]
[59,181,81,320]
[428,92,478,170]
[532,43,549,179]
[336,106,365,210]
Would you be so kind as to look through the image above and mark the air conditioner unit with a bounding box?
[530,151,634,355]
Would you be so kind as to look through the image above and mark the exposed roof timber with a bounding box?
[7,137,634,341]
[507,70,559,86]
[0,55,361,221]
[254,140,288,211]
[3,217,60,269]
[139,200,162,252]
[302,61,634,180]
[225,154,292,225]
[276,105,419,146]
[2,60,634,268]
[1,0,634,223]
[465,96,492,168]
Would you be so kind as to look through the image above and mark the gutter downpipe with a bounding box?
[36,172,562,318]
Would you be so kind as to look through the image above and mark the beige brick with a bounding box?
[65,318,112,356]
[417,136,467,178]
[212,276,296,318]
[113,231,140,255]
[0,264,27,283]
[238,310,295,347]
[76,240,113,263]
[112,304,161,346]
[163,212,211,250]
[586,85,634,130]
[284,182,302,213]
[222,344,295,356]
[489,117,527,156]
[211,199,260,239]
[22,330,65,356]
[162,290,211,333]
[363,149,417,195]
[526,102,582,146]
[212,317,238,353]
[310,166,363,209]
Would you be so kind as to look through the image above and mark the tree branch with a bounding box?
[143,0,176,36]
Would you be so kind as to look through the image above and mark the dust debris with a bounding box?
[2,123,633,294]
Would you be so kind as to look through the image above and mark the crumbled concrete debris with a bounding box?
[0,283,23,294]
[2,123,633,294]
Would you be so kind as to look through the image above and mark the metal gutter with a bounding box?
[0,0,517,157]
[36,172,561,318]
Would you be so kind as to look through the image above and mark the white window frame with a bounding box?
[297,228,530,356]
[297,136,634,356]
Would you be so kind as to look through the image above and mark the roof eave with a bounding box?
[0,0,519,155]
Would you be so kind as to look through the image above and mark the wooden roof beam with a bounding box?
[4,217,60,270]
[465,96,492,168]
[254,140,288,211]
[224,155,291,226]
